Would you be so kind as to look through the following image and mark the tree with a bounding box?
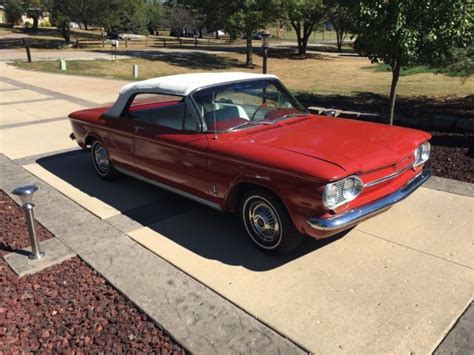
[145,0,163,35]
[24,0,45,31]
[180,0,227,38]
[442,45,474,81]
[50,0,151,41]
[85,0,148,35]
[5,0,24,25]
[75,0,106,30]
[349,0,473,125]
[282,0,326,55]
[162,3,199,37]
[225,0,280,66]
[119,0,148,34]
[326,0,350,52]
[49,0,79,43]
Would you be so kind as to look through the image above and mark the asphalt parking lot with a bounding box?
[1,61,472,353]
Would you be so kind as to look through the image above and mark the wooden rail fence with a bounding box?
[76,36,230,49]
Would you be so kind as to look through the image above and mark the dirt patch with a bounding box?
[0,190,185,353]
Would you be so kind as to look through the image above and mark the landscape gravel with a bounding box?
[0,190,185,353]
[426,131,473,183]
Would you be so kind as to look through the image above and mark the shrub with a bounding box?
[39,19,52,27]
[5,0,24,25]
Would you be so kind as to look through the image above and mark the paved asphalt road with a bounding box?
[0,47,226,62]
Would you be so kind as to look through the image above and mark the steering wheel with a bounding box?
[217,97,234,104]
[250,101,278,121]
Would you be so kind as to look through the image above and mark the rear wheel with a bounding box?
[240,190,303,255]
[91,140,117,180]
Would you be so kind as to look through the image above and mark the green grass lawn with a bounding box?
[11,49,473,99]
[270,27,343,43]
[10,44,474,121]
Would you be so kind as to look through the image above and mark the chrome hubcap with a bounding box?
[94,145,109,173]
[248,201,280,243]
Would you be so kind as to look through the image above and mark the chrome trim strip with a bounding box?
[307,169,431,231]
[364,163,412,187]
[115,167,223,211]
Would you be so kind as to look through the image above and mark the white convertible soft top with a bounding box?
[106,72,279,118]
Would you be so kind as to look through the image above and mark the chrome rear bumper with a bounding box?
[307,169,431,231]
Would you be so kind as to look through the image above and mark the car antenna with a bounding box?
[212,91,218,140]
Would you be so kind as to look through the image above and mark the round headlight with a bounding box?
[323,176,364,209]
[421,141,431,161]
[414,147,420,163]
[342,178,355,198]
[413,141,431,167]
[343,177,363,200]
[325,184,339,207]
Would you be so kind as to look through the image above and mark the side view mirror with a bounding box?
[322,110,336,117]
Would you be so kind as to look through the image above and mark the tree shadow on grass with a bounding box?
[94,50,247,70]
[106,43,336,61]
[256,48,331,60]
[295,92,474,120]
[164,45,333,60]
[0,27,103,49]
[0,37,65,49]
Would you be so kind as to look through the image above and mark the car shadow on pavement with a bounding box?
[36,150,348,271]
[149,213,348,271]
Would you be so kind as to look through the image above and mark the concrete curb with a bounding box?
[0,153,307,355]
[433,300,474,354]
[423,176,474,198]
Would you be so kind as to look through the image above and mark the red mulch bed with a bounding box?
[426,131,473,183]
[0,190,185,354]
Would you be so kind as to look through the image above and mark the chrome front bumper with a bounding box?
[307,169,431,231]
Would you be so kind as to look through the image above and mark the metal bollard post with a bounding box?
[132,64,138,78]
[60,59,67,71]
[12,185,44,260]
[262,47,268,74]
[22,39,32,63]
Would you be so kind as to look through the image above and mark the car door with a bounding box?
[100,115,136,172]
[128,95,211,201]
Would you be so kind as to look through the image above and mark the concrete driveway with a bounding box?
[1,62,472,353]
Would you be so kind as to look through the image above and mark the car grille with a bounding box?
[333,180,346,205]
[365,163,413,187]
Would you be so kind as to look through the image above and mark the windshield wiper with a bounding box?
[273,112,309,123]
[226,120,274,132]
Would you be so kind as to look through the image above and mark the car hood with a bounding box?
[238,115,431,174]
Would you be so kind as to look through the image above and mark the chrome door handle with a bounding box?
[134,125,145,133]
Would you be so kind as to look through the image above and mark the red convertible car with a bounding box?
[69,72,431,254]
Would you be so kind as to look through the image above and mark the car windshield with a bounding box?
[191,79,308,132]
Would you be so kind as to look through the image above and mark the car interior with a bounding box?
[127,97,198,131]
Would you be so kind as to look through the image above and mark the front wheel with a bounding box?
[91,140,117,180]
[240,190,303,255]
